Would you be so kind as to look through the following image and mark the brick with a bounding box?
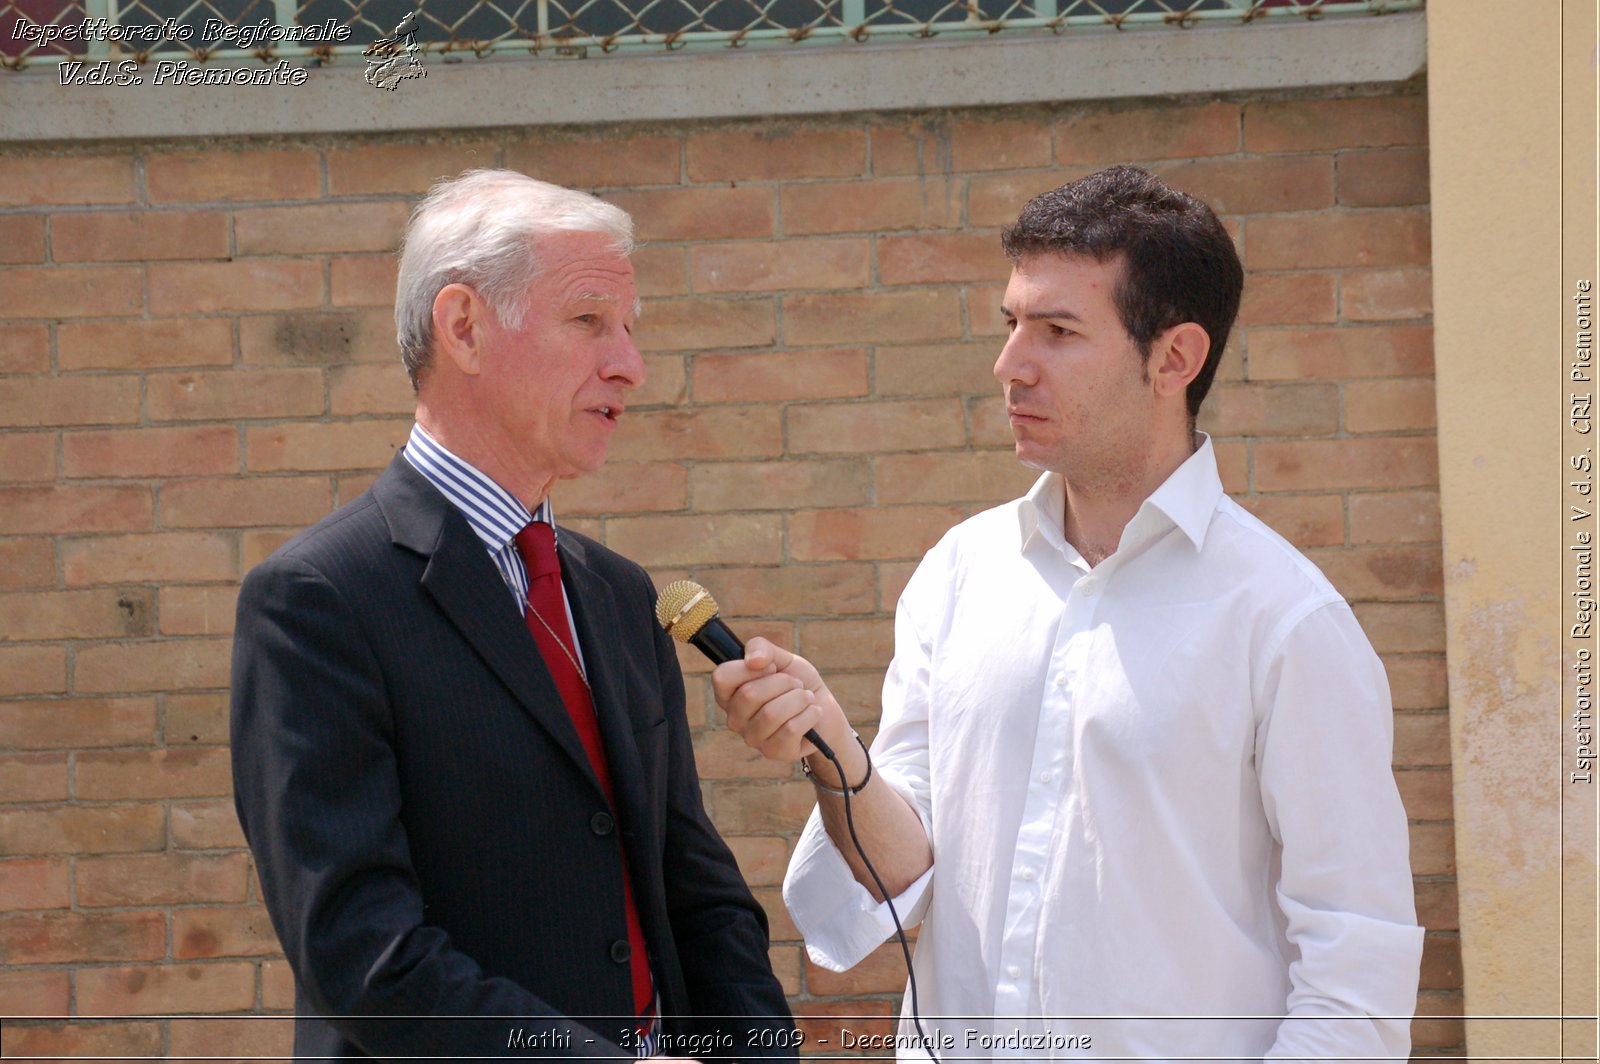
[63,532,236,586]
[0,432,55,483]
[781,178,961,236]
[688,129,866,182]
[246,419,409,473]
[77,961,257,1014]
[160,585,242,637]
[0,804,166,856]
[1394,711,1451,769]
[240,309,396,366]
[0,155,135,207]
[75,638,233,694]
[799,618,894,672]
[609,407,783,462]
[1411,822,1456,874]
[0,265,143,318]
[702,564,878,617]
[63,425,239,478]
[632,245,688,298]
[1350,490,1441,544]
[1155,155,1335,215]
[0,215,46,263]
[0,324,50,374]
[552,462,687,516]
[0,589,152,641]
[164,693,230,745]
[0,646,65,697]
[968,393,1015,448]
[1248,325,1434,380]
[1058,102,1239,164]
[607,186,774,241]
[1198,382,1341,438]
[0,969,71,1016]
[877,231,1008,286]
[0,697,157,750]
[1345,378,1437,434]
[331,254,400,307]
[243,530,300,569]
[337,471,381,505]
[3,1019,163,1053]
[172,798,246,849]
[53,209,230,262]
[634,298,776,352]
[0,753,68,802]
[1309,546,1443,601]
[149,259,325,314]
[875,341,1001,397]
[1412,992,1465,1048]
[783,290,962,346]
[1386,655,1448,711]
[58,317,235,371]
[1256,438,1438,492]
[875,451,1035,506]
[174,904,281,959]
[1238,494,1346,549]
[691,458,871,512]
[0,538,54,589]
[870,124,952,177]
[693,348,868,403]
[692,239,870,293]
[1418,934,1461,990]
[1237,273,1338,327]
[327,139,498,195]
[1354,602,1447,656]
[706,779,815,833]
[0,859,69,912]
[169,1015,297,1055]
[790,506,963,562]
[769,943,801,995]
[635,355,688,406]
[966,281,1011,338]
[807,940,911,995]
[1342,268,1432,322]
[146,148,321,203]
[160,476,331,529]
[969,170,1097,228]
[787,399,965,455]
[0,374,140,429]
[0,910,165,964]
[1245,211,1431,270]
[78,852,249,909]
[1245,96,1428,153]
[235,201,411,256]
[263,958,296,1009]
[948,119,1052,172]
[1338,148,1430,208]
[606,514,783,568]
[692,732,796,782]
[507,134,680,189]
[795,1000,895,1048]
[723,837,792,892]
[1415,877,1459,932]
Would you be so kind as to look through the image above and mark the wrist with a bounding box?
[803,731,872,796]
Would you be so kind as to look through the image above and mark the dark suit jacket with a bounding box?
[231,454,795,1061]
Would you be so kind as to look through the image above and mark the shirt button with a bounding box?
[1007,965,1022,980]
[1053,674,1067,687]
[1080,582,1098,597]
[1039,771,1052,784]
[610,939,632,964]
[1020,868,1036,882]
[590,812,615,836]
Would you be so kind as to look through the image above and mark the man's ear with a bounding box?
[431,283,486,377]
[1149,322,1210,401]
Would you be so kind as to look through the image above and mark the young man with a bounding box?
[715,166,1423,1061]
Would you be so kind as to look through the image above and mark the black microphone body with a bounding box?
[687,615,832,758]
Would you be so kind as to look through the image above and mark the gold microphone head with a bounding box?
[655,580,721,643]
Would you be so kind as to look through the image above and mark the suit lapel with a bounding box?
[373,456,603,794]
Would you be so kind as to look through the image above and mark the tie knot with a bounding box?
[514,521,561,581]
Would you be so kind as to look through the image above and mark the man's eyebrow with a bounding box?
[1000,304,1086,322]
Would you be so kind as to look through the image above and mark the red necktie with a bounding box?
[513,521,653,1026]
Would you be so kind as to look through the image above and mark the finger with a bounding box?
[722,673,810,734]
[742,686,819,752]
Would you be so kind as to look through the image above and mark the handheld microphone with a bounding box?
[654,581,831,757]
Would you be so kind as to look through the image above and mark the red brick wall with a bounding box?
[0,88,1458,1057]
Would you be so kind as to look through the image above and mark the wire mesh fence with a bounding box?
[1,0,1423,71]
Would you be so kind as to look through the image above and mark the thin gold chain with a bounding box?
[526,598,591,691]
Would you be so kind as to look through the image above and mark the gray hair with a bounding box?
[394,169,636,389]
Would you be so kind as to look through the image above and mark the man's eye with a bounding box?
[1049,324,1073,337]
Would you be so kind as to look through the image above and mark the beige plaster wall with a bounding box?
[1429,1,1598,1058]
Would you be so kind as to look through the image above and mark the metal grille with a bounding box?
[1,0,1423,71]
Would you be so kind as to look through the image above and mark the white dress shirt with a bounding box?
[784,437,1424,1062]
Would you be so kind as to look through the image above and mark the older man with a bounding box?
[232,170,795,1061]
[714,166,1423,1061]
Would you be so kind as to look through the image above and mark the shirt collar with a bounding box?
[1016,433,1224,555]
[402,423,554,553]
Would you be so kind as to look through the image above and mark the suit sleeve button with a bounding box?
[590,812,615,836]
[609,939,632,964]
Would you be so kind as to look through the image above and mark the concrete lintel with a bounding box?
[0,13,1425,144]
